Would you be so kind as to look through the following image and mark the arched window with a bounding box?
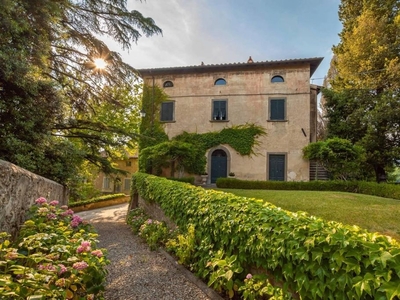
[214,78,227,85]
[271,75,284,83]
[163,81,174,88]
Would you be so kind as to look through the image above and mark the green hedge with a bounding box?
[167,176,195,184]
[132,173,400,299]
[216,178,400,200]
[68,193,127,208]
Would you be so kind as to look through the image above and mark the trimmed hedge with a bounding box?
[216,178,400,200]
[167,176,195,184]
[132,173,400,299]
[68,193,127,208]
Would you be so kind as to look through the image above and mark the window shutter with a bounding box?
[270,99,285,120]
[161,102,174,121]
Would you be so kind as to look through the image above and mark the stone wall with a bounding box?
[0,160,69,237]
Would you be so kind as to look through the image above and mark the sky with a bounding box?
[109,0,343,86]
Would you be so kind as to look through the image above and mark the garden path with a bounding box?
[77,204,222,300]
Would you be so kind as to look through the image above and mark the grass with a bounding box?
[218,189,400,241]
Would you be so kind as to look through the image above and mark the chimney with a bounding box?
[247,56,254,63]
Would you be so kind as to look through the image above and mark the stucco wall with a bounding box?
[0,160,69,237]
[143,63,317,182]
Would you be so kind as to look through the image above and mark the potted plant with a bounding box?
[201,172,208,185]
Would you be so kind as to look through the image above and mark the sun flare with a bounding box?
[93,58,107,69]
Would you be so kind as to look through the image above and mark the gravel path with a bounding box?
[77,204,222,300]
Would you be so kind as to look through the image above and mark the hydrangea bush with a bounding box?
[0,197,109,299]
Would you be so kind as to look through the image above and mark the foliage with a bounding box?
[216,178,400,200]
[0,197,109,299]
[325,0,400,182]
[138,219,169,251]
[165,224,196,266]
[126,208,149,234]
[131,173,400,299]
[206,250,243,299]
[239,274,290,300]
[68,193,127,208]
[139,122,266,176]
[0,0,161,186]
[167,177,195,184]
[303,137,367,180]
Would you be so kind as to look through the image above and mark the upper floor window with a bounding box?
[160,101,174,122]
[163,81,174,88]
[126,161,132,167]
[212,99,227,121]
[269,98,286,121]
[214,78,227,85]
[271,75,284,83]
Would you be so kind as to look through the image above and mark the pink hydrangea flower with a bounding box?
[60,205,68,210]
[49,200,59,206]
[47,213,57,220]
[147,219,153,224]
[77,241,91,253]
[70,215,83,228]
[246,273,253,279]
[91,249,103,257]
[35,197,47,205]
[61,209,74,217]
[58,264,67,275]
[73,261,88,270]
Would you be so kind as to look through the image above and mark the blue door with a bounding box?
[211,150,227,183]
[269,154,285,181]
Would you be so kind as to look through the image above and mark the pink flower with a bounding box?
[35,197,47,205]
[91,250,103,257]
[70,215,83,228]
[77,241,91,253]
[147,219,153,224]
[246,273,253,279]
[73,261,88,270]
[47,213,57,220]
[49,200,59,206]
[60,205,68,210]
[81,241,91,248]
[58,264,67,275]
[61,209,74,217]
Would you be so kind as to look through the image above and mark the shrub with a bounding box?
[68,193,127,208]
[0,197,109,299]
[216,178,400,200]
[167,176,195,184]
[126,208,149,234]
[132,173,400,299]
[138,219,169,250]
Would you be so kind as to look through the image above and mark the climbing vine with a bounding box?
[139,84,267,176]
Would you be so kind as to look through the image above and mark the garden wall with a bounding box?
[0,159,69,237]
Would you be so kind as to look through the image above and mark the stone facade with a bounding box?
[0,160,69,237]
[93,155,138,194]
[139,57,323,183]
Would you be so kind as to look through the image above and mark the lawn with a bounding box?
[217,188,400,241]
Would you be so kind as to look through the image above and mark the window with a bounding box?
[214,78,226,85]
[103,177,110,190]
[163,81,174,88]
[160,101,174,122]
[269,98,286,121]
[126,161,132,167]
[271,75,284,83]
[124,178,131,191]
[212,100,227,121]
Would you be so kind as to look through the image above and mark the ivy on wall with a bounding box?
[139,84,267,176]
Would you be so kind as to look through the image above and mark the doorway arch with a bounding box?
[210,149,228,183]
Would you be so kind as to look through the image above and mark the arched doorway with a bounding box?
[211,149,227,183]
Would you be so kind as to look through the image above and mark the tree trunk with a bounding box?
[374,165,387,183]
